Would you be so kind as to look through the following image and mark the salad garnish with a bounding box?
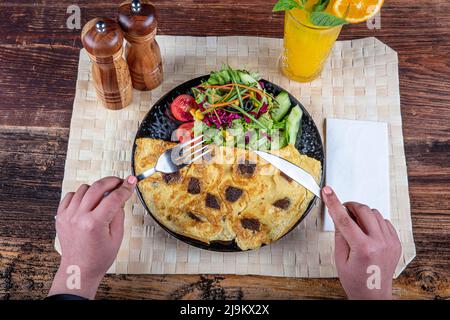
[171,66,303,151]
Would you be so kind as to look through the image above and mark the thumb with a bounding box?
[95,176,137,222]
[334,228,350,268]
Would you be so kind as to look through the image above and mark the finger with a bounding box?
[79,176,123,212]
[322,186,366,246]
[385,219,400,240]
[57,192,75,215]
[344,202,382,237]
[385,220,402,259]
[110,209,125,243]
[67,184,90,212]
[334,228,350,267]
[94,176,137,222]
[371,209,390,238]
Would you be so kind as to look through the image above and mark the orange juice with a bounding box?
[280,1,342,82]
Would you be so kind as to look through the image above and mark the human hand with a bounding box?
[322,186,402,300]
[49,176,137,299]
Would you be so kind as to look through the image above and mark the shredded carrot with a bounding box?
[201,83,273,99]
[213,109,222,125]
[202,94,250,113]
[220,85,235,102]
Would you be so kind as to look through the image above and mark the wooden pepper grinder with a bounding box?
[81,18,132,110]
[118,0,163,91]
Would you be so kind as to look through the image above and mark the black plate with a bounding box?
[132,75,325,252]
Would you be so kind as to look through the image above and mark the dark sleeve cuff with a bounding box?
[45,294,89,300]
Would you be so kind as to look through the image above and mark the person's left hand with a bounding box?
[49,176,136,299]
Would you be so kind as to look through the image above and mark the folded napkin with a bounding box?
[324,118,390,231]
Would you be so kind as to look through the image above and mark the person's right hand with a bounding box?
[322,186,402,300]
[49,176,136,299]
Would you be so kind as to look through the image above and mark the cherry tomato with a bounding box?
[175,122,194,143]
[170,94,196,122]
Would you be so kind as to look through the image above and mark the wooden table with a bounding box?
[0,0,449,300]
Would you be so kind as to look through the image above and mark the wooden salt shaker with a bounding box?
[81,18,132,110]
[118,0,163,91]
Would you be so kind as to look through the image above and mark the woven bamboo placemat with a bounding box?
[56,36,415,278]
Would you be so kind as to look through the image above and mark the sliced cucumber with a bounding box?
[258,113,273,129]
[238,71,258,86]
[270,130,287,150]
[271,91,291,122]
[286,105,303,145]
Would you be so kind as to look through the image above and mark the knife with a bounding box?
[255,150,322,199]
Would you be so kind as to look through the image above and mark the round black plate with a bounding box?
[132,75,325,252]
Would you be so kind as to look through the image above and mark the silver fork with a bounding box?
[136,135,211,182]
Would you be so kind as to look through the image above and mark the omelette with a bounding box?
[134,138,322,250]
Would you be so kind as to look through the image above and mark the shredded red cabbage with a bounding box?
[204,109,242,129]
[258,103,268,116]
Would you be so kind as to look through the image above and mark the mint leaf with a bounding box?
[273,0,303,12]
[312,0,330,12]
[310,11,348,26]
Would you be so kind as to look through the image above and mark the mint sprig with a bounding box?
[273,0,349,27]
[310,11,348,26]
[312,0,330,12]
[272,0,304,12]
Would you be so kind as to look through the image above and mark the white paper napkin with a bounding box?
[324,118,390,231]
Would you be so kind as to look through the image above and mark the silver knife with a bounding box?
[255,150,321,199]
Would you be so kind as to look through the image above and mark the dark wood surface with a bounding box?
[0,0,449,300]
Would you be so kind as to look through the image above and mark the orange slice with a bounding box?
[331,0,384,24]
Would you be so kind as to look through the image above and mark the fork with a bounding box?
[136,135,211,182]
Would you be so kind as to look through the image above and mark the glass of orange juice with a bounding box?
[280,6,342,82]
[277,0,384,82]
